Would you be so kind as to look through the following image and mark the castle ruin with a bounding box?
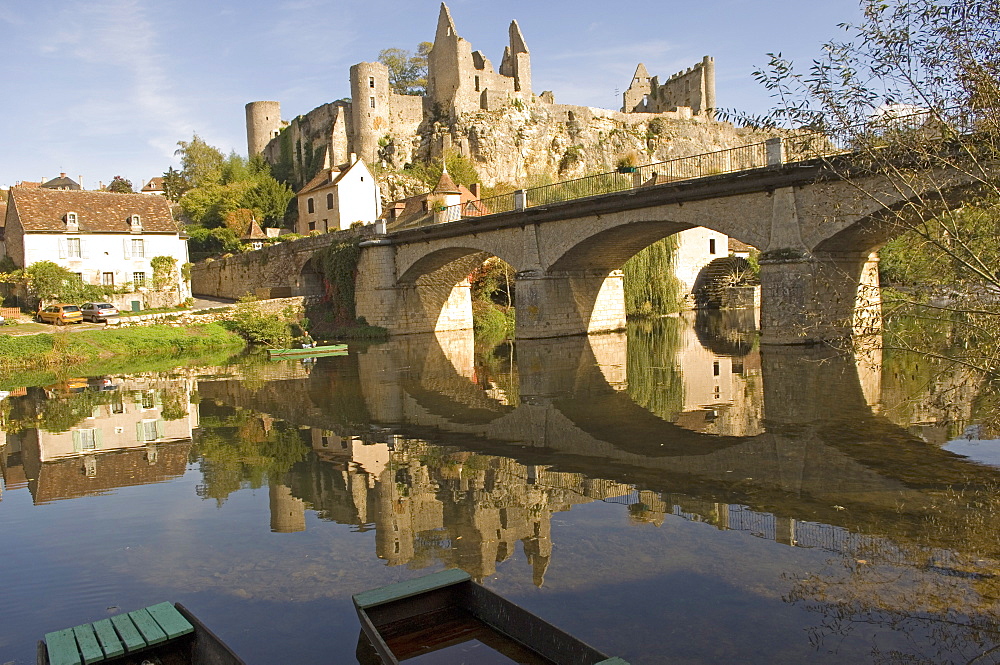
[246,3,723,189]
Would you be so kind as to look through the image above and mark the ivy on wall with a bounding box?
[314,240,361,326]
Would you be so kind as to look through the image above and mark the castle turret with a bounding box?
[507,20,531,96]
[350,62,392,164]
[245,101,282,156]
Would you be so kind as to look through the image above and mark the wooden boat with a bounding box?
[353,568,629,665]
[37,602,245,665]
[267,343,348,358]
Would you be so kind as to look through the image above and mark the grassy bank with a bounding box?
[0,323,246,377]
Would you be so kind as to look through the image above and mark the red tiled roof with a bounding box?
[300,164,350,195]
[432,170,461,194]
[9,187,178,234]
[242,218,268,240]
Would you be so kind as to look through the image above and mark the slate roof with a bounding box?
[9,187,178,234]
[40,174,81,190]
[432,170,461,194]
[242,218,268,240]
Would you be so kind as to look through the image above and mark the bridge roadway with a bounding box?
[191,150,979,343]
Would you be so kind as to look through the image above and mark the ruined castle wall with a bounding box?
[387,92,424,165]
[262,101,352,186]
[651,57,716,116]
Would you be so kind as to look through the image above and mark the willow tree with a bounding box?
[743,0,1000,373]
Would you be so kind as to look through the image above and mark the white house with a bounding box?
[295,155,381,234]
[2,187,191,308]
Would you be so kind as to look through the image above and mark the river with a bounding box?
[2,312,1000,664]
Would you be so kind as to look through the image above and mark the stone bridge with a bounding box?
[192,152,979,344]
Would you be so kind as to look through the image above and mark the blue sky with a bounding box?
[0,0,861,190]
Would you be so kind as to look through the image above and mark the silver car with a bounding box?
[80,302,119,322]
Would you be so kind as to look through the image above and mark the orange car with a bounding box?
[37,303,84,325]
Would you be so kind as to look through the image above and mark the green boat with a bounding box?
[267,343,348,359]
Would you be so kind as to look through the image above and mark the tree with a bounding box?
[173,134,225,189]
[742,0,1000,371]
[378,42,432,95]
[106,176,134,193]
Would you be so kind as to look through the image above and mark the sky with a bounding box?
[0,0,862,190]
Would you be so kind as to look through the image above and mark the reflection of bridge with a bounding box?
[193,141,984,343]
[195,327,1000,543]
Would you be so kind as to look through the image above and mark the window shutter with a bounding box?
[72,430,82,452]
[93,428,103,449]
[123,239,131,259]
[58,239,67,259]
[81,239,90,259]
[155,418,165,440]
[136,422,144,442]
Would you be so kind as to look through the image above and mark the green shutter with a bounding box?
[155,419,165,440]
[136,422,145,442]
[72,430,82,452]
[93,428,103,449]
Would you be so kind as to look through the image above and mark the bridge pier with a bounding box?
[356,243,476,335]
[514,270,627,339]
[759,252,881,345]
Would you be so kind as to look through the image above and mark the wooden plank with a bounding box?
[145,602,194,640]
[90,619,125,659]
[127,608,168,645]
[353,568,471,609]
[109,613,146,653]
[43,628,82,665]
[71,625,104,664]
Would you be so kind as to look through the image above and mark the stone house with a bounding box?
[383,170,486,229]
[140,177,166,195]
[2,187,191,308]
[295,156,382,234]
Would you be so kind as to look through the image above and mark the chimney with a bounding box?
[469,183,481,198]
[60,172,66,178]
[349,152,357,164]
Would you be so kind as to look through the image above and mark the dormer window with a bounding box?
[66,212,79,231]
[129,214,142,233]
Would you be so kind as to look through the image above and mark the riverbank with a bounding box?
[0,323,246,377]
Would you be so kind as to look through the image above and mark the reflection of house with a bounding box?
[295,157,381,235]
[673,314,762,437]
[3,187,191,307]
[5,379,197,504]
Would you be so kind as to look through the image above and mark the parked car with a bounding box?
[80,302,119,322]
[36,303,83,325]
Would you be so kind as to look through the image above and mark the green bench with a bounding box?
[41,602,194,665]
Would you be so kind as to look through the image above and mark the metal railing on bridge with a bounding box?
[419,107,980,228]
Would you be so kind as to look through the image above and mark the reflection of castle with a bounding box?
[673,313,762,437]
[278,432,636,585]
[0,378,197,504]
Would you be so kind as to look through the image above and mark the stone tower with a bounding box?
[350,61,392,164]
[499,20,531,95]
[245,101,282,156]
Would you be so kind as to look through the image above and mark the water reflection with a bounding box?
[4,313,1000,663]
[1,377,198,504]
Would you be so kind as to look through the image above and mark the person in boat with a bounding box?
[299,331,315,348]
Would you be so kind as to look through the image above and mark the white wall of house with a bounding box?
[673,227,730,296]
[22,232,190,301]
[331,164,381,231]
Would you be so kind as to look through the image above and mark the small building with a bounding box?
[40,173,82,191]
[241,218,268,251]
[140,177,166,196]
[384,170,486,229]
[295,156,381,234]
[2,187,191,308]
